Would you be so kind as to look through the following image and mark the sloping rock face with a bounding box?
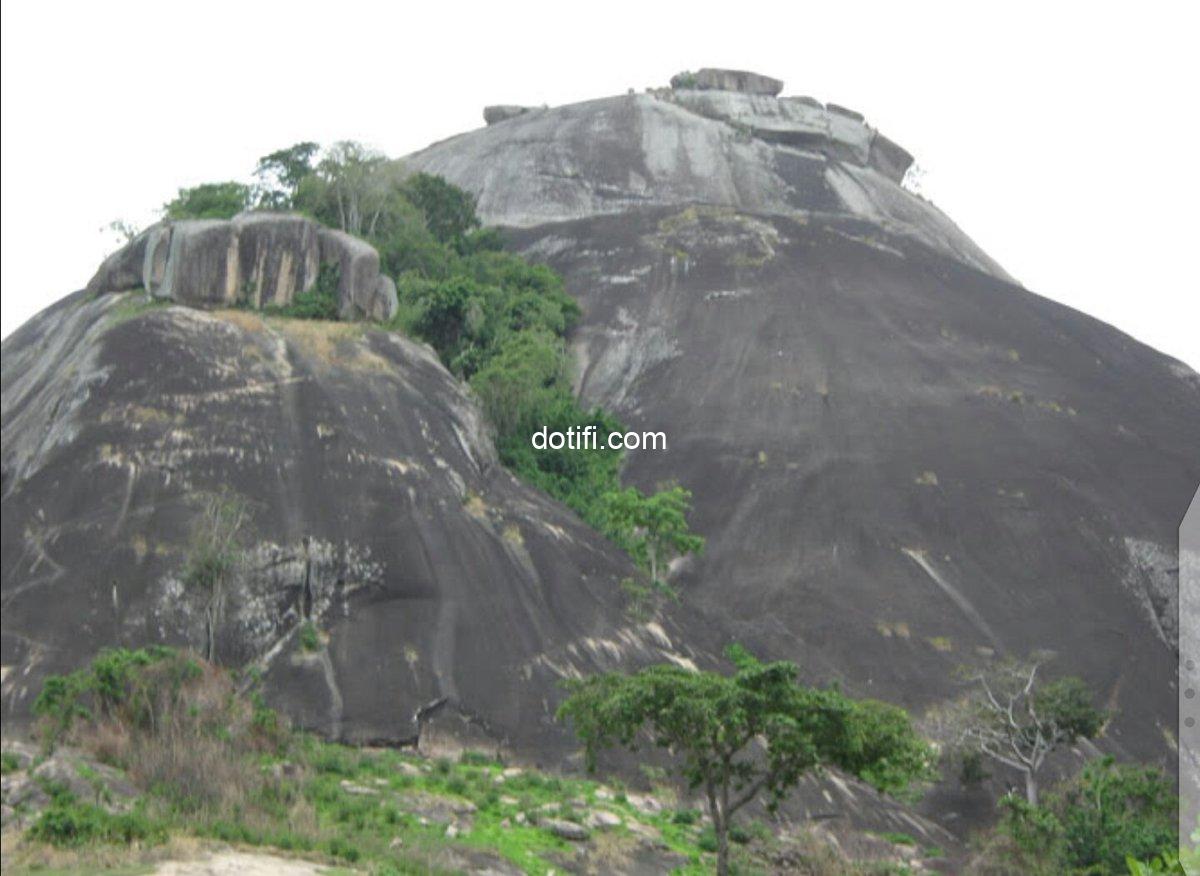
[409,74,1200,773]
[87,213,398,322]
[0,293,699,753]
[410,87,1003,281]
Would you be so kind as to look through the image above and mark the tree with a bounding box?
[558,645,934,876]
[952,656,1105,805]
[297,141,409,238]
[1053,756,1176,874]
[183,492,251,663]
[253,141,320,209]
[598,485,704,588]
[163,182,252,220]
[400,172,481,247]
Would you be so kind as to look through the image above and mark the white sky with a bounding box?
[2,1,1197,367]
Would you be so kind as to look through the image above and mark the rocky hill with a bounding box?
[406,70,1198,774]
[2,69,1196,848]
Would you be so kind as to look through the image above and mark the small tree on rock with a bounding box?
[184,492,251,663]
[951,655,1105,805]
[598,484,704,589]
[558,645,934,876]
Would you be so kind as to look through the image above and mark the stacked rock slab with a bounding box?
[670,67,784,96]
[86,213,398,322]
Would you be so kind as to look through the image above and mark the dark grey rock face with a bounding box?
[3,79,1196,839]
[0,295,699,752]
[505,206,1198,772]
[402,87,1197,774]
[86,214,397,321]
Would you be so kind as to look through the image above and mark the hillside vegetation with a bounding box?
[159,141,702,612]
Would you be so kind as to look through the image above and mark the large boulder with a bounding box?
[484,105,536,125]
[316,227,392,321]
[85,214,396,321]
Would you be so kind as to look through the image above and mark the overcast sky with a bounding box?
[2,1,1197,366]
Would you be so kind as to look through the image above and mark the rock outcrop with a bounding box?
[86,213,398,322]
[0,293,702,753]
[483,104,537,125]
[670,67,784,96]
[405,74,1198,783]
[407,74,997,278]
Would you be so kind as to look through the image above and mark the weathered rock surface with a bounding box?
[1,739,138,830]
[670,67,784,96]
[0,295,701,753]
[503,203,1198,785]
[86,214,397,321]
[484,105,537,125]
[406,83,999,278]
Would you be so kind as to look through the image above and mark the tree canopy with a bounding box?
[558,645,934,875]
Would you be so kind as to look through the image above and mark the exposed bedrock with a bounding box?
[415,76,995,277]
[86,213,398,322]
[506,205,1200,776]
[0,294,705,755]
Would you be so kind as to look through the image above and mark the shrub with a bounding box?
[29,800,166,848]
[163,182,251,220]
[298,621,322,652]
[267,262,340,320]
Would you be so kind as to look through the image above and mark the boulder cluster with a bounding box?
[86,213,398,322]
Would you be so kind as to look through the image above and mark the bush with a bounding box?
[976,758,1178,875]
[267,262,340,320]
[163,182,251,220]
[1054,757,1176,874]
[29,800,166,848]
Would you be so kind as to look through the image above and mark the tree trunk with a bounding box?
[716,821,730,876]
[1024,769,1039,806]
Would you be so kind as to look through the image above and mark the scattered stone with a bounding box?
[544,817,590,841]
[625,792,664,815]
[339,779,380,796]
[445,823,459,838]
[585,809,622,830]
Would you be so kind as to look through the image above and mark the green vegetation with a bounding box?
[148,141,704,606]
[182,491,251,663]
[265,262,341,321]
[972,758,1183,875]
[14,647,908,875]
[163,181,252,220]
[558,644,935,876]
[947,655,1106,805]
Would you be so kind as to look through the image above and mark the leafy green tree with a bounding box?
[951,656,1105,805]
[253,141,320,209]
[401,172,482,248]
[470,330,567,435]
[1053,757,1176,874]
[558,645,934,876]
[598,485,704,587]
[163,182,252,220]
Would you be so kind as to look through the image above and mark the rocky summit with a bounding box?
[2,68,1197,836]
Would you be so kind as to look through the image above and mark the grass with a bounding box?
[9,649,913,875]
